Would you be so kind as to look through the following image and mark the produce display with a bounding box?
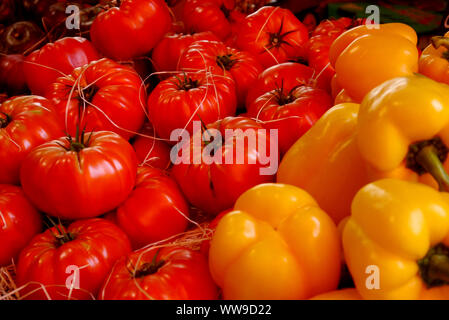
[2,0,449,302]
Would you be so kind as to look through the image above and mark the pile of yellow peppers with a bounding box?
[208,23,449,300]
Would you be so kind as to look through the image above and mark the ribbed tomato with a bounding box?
[179,40,263,105]
[247,85,331,154]
[16,218,131,300]
[20,131,137,219]
[46,58,146,140]
[235,6,309,68]
[132,122,171,170]
[183,0,235,40]
[115,167,189,249]
[147,71,237,141]
[152,31,220,73]
[0,95,63,185]
[90,0,172,60]
[245,62,315,107]
[99,246,218,300]
[0,184,42,266]
[172,116,277,215]
[24,37,100,96]
[0,54,27,95]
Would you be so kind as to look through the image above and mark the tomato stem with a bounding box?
[406,137,449,192]
[0,112,11,129]
[216,54,237,71]
[133,249,165,278]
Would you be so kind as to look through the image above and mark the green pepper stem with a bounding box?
[432,36,449,51]
[428,254,449,284]
[416,145,449,192]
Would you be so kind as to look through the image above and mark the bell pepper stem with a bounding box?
[432,36,449,51]
[416,145,449,192]
[428,254,449,284]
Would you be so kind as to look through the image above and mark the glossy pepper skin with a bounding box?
[209,183,341,300]
[343,179,449,300]
[357,75,449,191]
[277,103,369,223]
[419,32,449,85]
[329,23,418,102]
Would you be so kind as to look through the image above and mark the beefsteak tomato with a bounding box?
[90,0,172,60]
[147,71,237,141]
[0,95,63,185]
[152,31,220,73]
[46,58,146,140]
[179,40,263,105]
[24,37,100,96]
[0,184,42,266]
[172,116,277,215]
[132,122,171,169]
[115,166,190,249]
[235,6,309,68]
[247,85,331,154]
[99,246,218,300]
[20,131,137,219]
[245,62,315,107]
[16,218,131,300]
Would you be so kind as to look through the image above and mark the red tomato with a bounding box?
[199,209,229,257]
[20,131,137,220]
[132,122,171,169]
[16,218,131,300]
[179,40,263,105]
[152,31,219,73]
[235,6,308,68]
[115,167,189,249]
[172,116,277,215]
[183,0,235,40]
[46,58,146,140]
[0,96,63,185]
[99,246,218,300]
[307,18,365,92]
[0,184,42,266]
[147,71,237,141]
[90,0,172,60]
[247,85,331,154]
[245,62,315,107]
[0,54,27,95]
[24,37,100,96]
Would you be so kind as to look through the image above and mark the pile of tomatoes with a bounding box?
[0,0,376,300]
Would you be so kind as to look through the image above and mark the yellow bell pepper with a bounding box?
[419,32,449,85]
[209,183,341,300]
[329,23,418,102]
[310,288,362,300]
[277,103,369,223]
[343,178,449,300]
[357,75,449,191]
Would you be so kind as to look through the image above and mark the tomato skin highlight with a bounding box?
[235,6,309,68]
[116,166,190,249]
[245,62,315,108]
[24,37,100,96]
[0,95,64,185]
[90,0,172,60]
[99,246,218,300]
[172,116,277,216]
[152,31,220,73]
[179,40,263,105]
[20,131,138,220]
[147,71,237,141]
[0,184,42,266]
[247,85,332,155]
[16,218,132,300]
[46,58,146,141]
